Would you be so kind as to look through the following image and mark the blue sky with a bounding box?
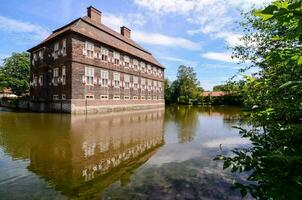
[0,0,271,90]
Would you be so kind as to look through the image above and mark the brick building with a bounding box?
[28,6,164,113]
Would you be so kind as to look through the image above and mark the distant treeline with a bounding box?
[164,65,243,106]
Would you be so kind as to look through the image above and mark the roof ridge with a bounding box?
[80,16,151,55]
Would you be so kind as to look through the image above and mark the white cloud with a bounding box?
[201,52,239,63]
[135,0,272,47]
[102,12,200,50]
[133,31,201,50]
[0,16,49,41]
[102,12,146,32]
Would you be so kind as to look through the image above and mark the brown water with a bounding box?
[0,106,250,200]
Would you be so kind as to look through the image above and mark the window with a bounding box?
[85,41,94,58]
[141,78,146,90]
[39,75,43,86]
[62,66,66,85]
[54,42,59,59]
[62,94,66,100]
[148,79,152,91]
[141,62,146,73]
[148,96,152,100]
[53,68,59,86]
[100,95,108,100]
[113,72,120,88]
[124,56,130,68]
[85,67,94,85]
[147,64,152,74]
[124,96,130,100]
[33,53,38,61]
[34,76,38,87]
[85,94,94,99]
[152,66,157,75]
[101,47,108,61]
[62,39,66,56]
[133,96,138,100]
[141,96,145,100]
[101,70,108,86]
[113,95,120,100]
[133,76,138,90]
[113,51,120,65]
[133,59,138,71]
[124,74,130,89]
[53,95,59,100]
[38,50,43,60]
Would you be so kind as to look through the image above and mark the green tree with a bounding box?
[0,52,30,96]
[215,1,302,199]
[164,65,203,104]
[175,65,201,104]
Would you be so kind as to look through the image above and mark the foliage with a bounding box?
[215,1,302,199]
[165,65,203,104]
[0,52,30,96]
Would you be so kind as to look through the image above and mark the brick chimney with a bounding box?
[87,6,102,24]
[121,26,131,38]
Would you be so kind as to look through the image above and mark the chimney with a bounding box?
[121,26,131,38]
[87,6,102,24]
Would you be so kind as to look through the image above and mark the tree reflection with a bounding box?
[165,106,199,143]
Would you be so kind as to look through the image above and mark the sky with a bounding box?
[0,0,272,90]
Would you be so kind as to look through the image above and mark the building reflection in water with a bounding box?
[0,108,165,198]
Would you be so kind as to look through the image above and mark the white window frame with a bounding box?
[113,72,120,88]
[53,68,59,86]
[62,66,66,85]
[53,94,59,100]
[100,95,109,100]
[85,67,94,85]
[101,47,108,61]
[133,59,138,71]
[124,74,130,89]
[62,39,66,56]
[147,79,152,91]
[54,42,59,59]
[85,41,94,59]
[113,51,120,65]
[141,78,146,90]
[133,76,138,90]
[124,56,130,68]
[101,70,109,86]
[140,62,146,73]
[38,50,43,60]
[133,96,138,100]
[113,95,120,100]
[39,75,43,86]
[85,94,94,99]
[147,64,152,74]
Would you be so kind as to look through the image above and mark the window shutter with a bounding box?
[82,48,87,56]
[108,79,111,86]
[93,76,98,85]
[98,77,102,85]
[82,75,86,84]
[94,52,97,59]
[119,81,122,87]
[111,79,114,86]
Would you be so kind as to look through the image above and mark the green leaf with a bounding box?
[298,56,302,65]
[254,10,274,20]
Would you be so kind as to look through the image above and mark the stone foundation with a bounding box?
[1,99,164,114]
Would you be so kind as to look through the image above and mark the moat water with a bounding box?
[0,106,251,200]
